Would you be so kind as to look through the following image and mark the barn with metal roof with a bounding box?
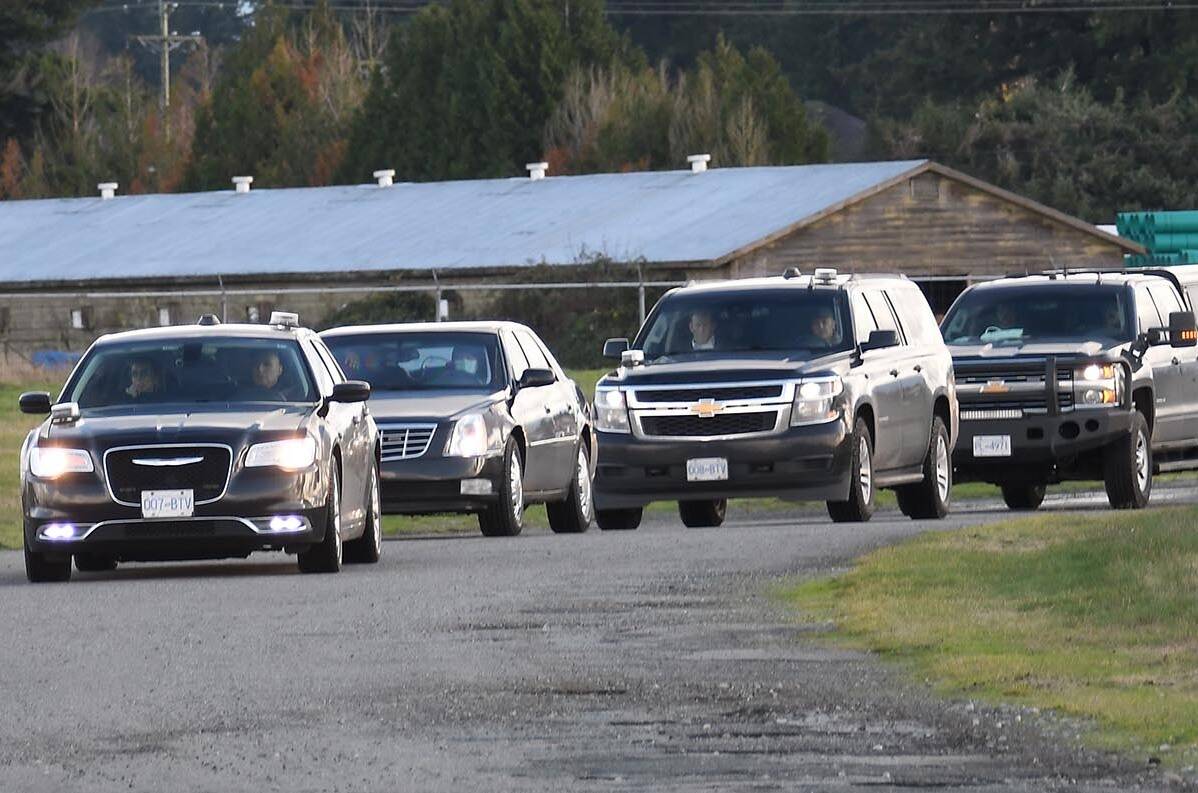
[0,158,1142,353]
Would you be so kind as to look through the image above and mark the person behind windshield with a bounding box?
[689,309,718,351]
[125,357,163,402]
[244,349,287,400]
[451,346,486,384]
[1101,303,1126,337]
[808,306,841,347]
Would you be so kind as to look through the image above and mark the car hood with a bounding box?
[949,340,1115,360]
[599,354,847,387]
[368,390,502,421]
[39,403,313,448]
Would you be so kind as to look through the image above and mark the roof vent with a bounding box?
[526,162,548,181]
[98,182,118,200]
[373,169,395,188]
[196,314,221,326]
[782,267,802,279]
[269,310,299,329]
[232,175,254,194]
[687,154,711,173]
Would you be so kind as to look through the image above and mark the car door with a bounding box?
[514,329,576,490]
[887,285,940,457]
[1146,282,1198,445]
[500,330,555,492]
[527,331,583,476]
[849,289,905,473]
[302,338,365,530]
[861,289,924,470]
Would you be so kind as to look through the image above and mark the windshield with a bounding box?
[941,285,1133,345]
[323,332,505,392]
[64,337,317,409]
[636,290,852,361]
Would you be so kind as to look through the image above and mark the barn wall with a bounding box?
[727,173,1126,280]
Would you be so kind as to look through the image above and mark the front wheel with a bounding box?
[478,440,524,537]
[344,461,382,564]
[298,465,343,574]
[1104,411,1152,510]
[827,418,875,523]
[678,498,727,528]
[1001,482,1046,511]
[894,417,952,520]
[547,444,594,534]
[25,530,71,583]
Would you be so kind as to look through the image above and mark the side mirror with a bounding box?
[1146,328,1169,347]
[517,368,556,389]
[331,380,371,403]
[19,392,52,415]
[860,330,899,354]
[1169,311,1197,348]
[603,338,630,359]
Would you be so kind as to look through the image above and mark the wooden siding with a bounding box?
[728,172,1126,279]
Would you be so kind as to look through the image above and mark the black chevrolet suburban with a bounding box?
[592,270,958,528]
[942,269,1198,510]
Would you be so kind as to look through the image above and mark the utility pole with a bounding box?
[133,0,202,140]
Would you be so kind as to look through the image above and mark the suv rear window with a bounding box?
[941,285,1132,345]
[637,290,852,361]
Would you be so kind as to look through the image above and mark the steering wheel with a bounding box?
[421,355,449,371]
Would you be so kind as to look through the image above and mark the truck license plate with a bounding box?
[141,489,195,518]
[972,435,1012,457]
[686,457,728,482]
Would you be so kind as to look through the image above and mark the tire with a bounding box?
[1104,411,1152,510]
[827,418,876,523]
[596,507,642,531]
[25,531,71,583]
[893,417,952,520]
[547,443,594,534]
[478,440,524,537]
[1001,483,1046,511]
[74,553,117,573]
[343,461,382,564]
[678,498,727,528]
[298,465,343,574]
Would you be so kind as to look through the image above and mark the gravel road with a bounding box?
[0,494,1188,792]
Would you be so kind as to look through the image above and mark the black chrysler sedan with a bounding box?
[320,322,595,536]
[19,313,380,582]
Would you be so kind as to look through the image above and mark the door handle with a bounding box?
[1173,357,1181,366]
[913,364,922,373]
[544,405,552,413]
[889,369,899,377]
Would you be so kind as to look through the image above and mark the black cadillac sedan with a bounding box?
[19,314,380,582]
[320,322,595,536]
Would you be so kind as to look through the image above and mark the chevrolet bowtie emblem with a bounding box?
[690,398,724,418]
[980,380,1009,394]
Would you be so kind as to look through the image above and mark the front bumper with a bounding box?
[24,465,329,561]
[379,453,505,514]
[954,409,1133,484]
[593,418,852,509]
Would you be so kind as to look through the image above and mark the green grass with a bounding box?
[783,506,1198,762]
[0,382,62,550]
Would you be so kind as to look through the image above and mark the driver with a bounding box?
[452,346,486,384]
[125,357,163,401]
[244,349,287,400]
[689,309,718,351]
[809,306,840,346]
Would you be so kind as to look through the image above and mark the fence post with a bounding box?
[637,264,646,326]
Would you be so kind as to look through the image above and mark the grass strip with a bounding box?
[782,505,1198,764]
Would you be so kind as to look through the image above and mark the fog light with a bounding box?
[41,523,78,541]
[268,515,306,533]
[460,478,493,496]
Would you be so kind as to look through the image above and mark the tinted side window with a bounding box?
[302,340,335,395]
[1135,285,1164,334]
[862,290,900,337]
[850,292,878,344]
[517,331,551,370]
[502,331,529,380]
[312,339,346,384]
[1186,286,1198,311]
[1148,283,1184,320]
[892,287,942,347]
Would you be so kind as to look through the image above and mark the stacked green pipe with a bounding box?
[1118,211,1198,266]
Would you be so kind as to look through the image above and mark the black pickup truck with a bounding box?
[942,269,1198,510]
[592,270,958,529]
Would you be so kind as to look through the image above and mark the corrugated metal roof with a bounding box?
[0,161,935,285]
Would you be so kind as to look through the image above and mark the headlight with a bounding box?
[245,437,317,470]
[1073,362,1121,408]
[791,377,843,426]
[446,413,490,457]
[595,388,631,433]
[29,447,94,479]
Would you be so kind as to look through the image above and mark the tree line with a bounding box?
[1,1,1196,221]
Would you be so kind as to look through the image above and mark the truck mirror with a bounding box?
[1169,311,1197,348]
[860,330,899,353]
[603,338,630,359]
